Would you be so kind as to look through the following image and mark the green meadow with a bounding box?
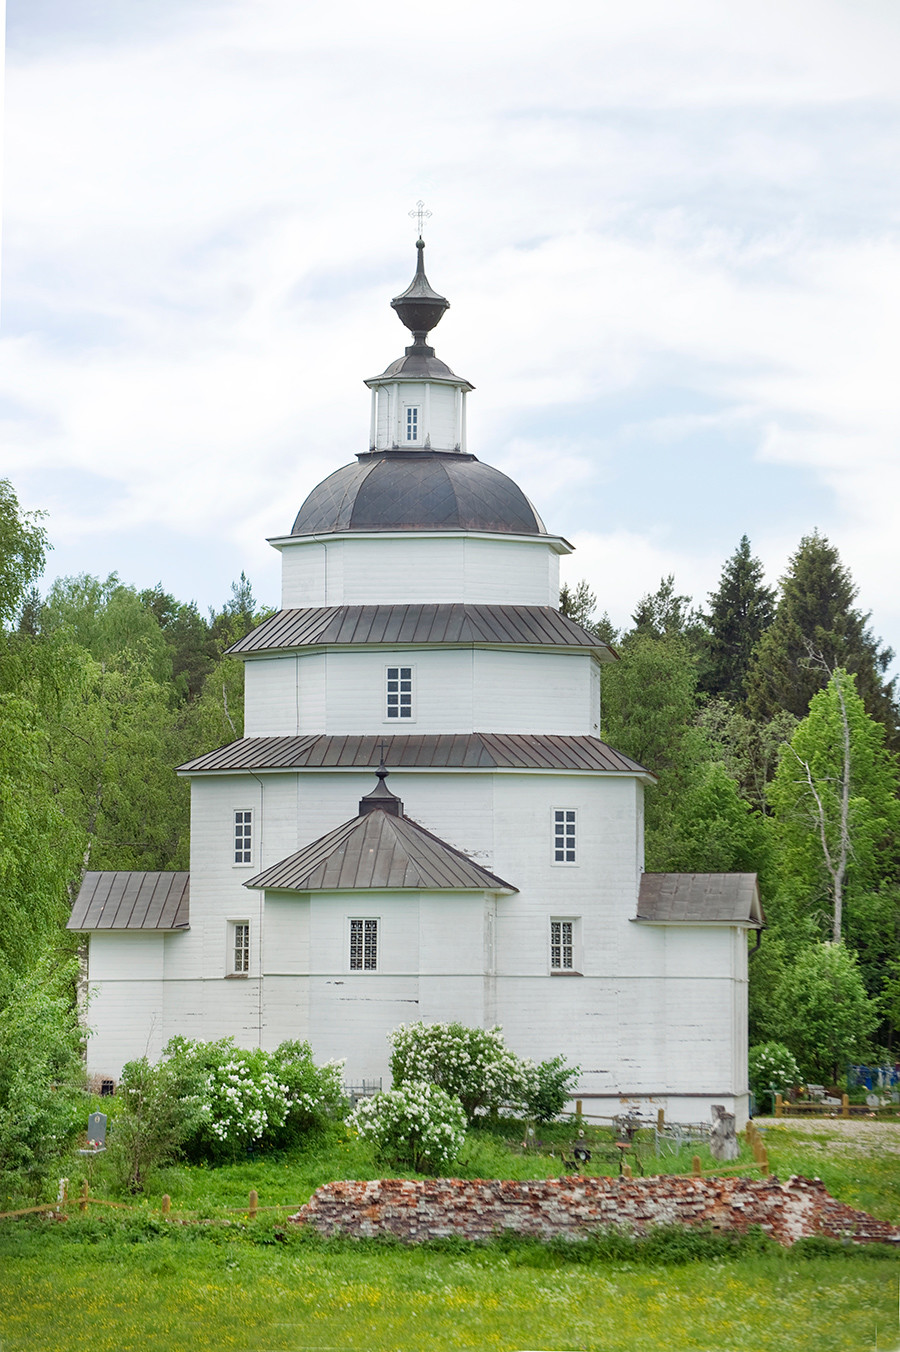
[1,1121,898,1352]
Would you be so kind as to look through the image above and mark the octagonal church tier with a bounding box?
[71,239,763,1124]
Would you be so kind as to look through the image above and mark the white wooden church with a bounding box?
[70,238,763,1124]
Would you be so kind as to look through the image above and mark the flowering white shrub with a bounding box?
[201,1049,289,1151]
[748,1042,801,1105]
[388,1021,528,1120]
[271,1040,346,1147]
[160,1036,346,1163]
[349,1080,466,1172]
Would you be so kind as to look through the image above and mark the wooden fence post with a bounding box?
[692,1155,702,1177]
[842,1094,850,1118]
[161,1195,171,1218]
[656,1108,665,1132]
[248,1189,258,1219]
[775,1094,783,1117]
[623,1163,632,1180]
[80,1180,89,1214]
[759,1148,769,1174]
[575,1099,583,1121]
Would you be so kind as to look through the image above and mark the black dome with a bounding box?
[291,452,547,537]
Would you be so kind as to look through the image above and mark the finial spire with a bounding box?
[359,752,403,817]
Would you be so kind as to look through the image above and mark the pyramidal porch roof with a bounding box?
[244,808,517,895]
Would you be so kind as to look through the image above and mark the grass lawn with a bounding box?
[1,1119,898,1352]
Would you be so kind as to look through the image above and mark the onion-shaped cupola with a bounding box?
[390,237,450,347]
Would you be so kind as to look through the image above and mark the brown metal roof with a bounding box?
[245,808,516,894]
[636,873,763,927]
[179,733,652,779]
[68,871,190,932]
[227,605,614,658]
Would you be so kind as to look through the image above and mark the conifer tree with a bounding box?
[629,575,699,642]
[745,532,897,739]
[558,579,597,631]
[701,536,775,702]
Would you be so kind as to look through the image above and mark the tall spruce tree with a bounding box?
[630,575,699,642]
[701,536,775,702]
[559,579,597,631]
[745,531,898,740]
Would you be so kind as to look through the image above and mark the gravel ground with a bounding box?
[753,1115,900,1157]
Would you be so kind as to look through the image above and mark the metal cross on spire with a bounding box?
[409,200,432,238]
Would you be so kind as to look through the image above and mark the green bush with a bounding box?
[111,1037,345,1185]
[0,958,85,1195]
[349,1080,466,1172]
[263,1040,346,1149]
[521,1054,581,1122]
[110,1053,207,1192]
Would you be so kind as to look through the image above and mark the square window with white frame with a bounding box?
[553,808,577,864]
[234,809,252,865]
[230,921,250,975]
[550,917,580,973]
[349,918,378,971]
[385,666,413,720]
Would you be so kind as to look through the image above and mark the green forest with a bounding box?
[1,474,898,1187]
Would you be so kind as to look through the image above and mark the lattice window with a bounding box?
[553,809,576,863]
[233,922,250,974]
[405,406,419,441]
[234,810,252,864]
[550,919,574,971]
[386,666,413,719]
[350,918,378,971]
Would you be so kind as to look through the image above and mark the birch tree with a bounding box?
[767,669,900,944]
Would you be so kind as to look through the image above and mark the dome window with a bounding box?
[405,406,419,442]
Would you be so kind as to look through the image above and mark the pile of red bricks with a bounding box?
[292,1175,900,1248]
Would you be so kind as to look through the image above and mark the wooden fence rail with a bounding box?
[774,1093,900,1119]
[0,1145,779,1224]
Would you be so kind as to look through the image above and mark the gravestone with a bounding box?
[78,1112,107,1155]
[709,1104,739,1161]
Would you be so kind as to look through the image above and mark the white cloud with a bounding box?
[2,0,900,666]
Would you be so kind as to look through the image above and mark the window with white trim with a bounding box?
[350,918,378,971]
[234,810,252,865]
[232,922,250,974]
[386,666,413,719]
[550,919,574,971]
[553,809,576,864]
[405,406,419,442]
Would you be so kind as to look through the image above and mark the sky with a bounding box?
[2,0,900,661]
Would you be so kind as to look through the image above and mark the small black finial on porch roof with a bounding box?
[359,757,404,817]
